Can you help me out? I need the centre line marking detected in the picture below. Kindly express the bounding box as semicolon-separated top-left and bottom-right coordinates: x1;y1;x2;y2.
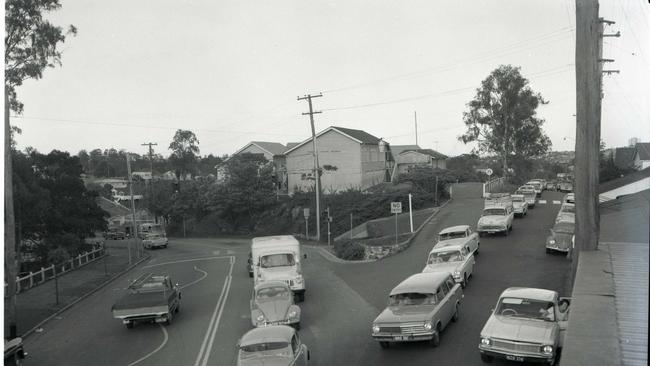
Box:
201;256;235;366
180;266;208;290
143;256;231;269
127;324;169;366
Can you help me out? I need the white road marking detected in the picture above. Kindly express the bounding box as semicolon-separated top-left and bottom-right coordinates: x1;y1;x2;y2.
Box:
127;324;169;366
180;266;208;290
553;200;561;205
212;250;221;255
538;200;547;204
194;256;235;366
143;256;231;269
226;250;235;255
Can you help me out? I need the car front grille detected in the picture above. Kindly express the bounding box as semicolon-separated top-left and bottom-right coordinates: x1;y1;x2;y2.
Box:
492;339;541;354
481;225;504;231
379;323;427;334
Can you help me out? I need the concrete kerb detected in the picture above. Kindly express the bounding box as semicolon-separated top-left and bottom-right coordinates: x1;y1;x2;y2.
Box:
21;253;151;339
310;199;452;264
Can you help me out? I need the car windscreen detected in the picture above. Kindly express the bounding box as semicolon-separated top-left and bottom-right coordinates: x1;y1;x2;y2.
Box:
495;297;555;321
439;231;465;240
512;197;524;202
388;292;436;306
428;251;462;264
256;286;291;299
483;208;505;216
260;254;295;268
239;341;290;354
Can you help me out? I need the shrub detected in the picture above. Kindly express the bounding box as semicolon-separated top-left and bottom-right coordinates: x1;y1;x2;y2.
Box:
333;240;365;260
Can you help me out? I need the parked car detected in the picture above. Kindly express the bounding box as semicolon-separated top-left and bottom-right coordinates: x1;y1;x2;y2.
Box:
558;181;573;192
526;181;543;197
111;273;181;329
545;221;575;254
104;230;126;240
545;181;557;191
517;188;537;208
423;244;475;288
555;203;575;224
477;206;514;236
250;281;301;329
143;234;168;249
371;272;463;348
434;225;480;255
562;193;575;204
511;194;528;217
4;337;26;366
236;325;310;366
247;252;253;278
478;287;570;365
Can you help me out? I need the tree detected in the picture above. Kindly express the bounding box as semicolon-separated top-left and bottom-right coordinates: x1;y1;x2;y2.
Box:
5;0;76;338
459;65;551;176
168;129;200;179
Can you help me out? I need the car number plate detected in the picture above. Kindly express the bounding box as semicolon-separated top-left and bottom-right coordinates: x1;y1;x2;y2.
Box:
393;335;410;341
488;231;496;233
505;355;525;362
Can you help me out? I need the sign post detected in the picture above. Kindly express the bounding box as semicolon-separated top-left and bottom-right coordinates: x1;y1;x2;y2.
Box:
391;202;402;245
303;208;310;239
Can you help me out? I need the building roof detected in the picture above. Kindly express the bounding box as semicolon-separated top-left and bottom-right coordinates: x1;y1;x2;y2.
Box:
95;196;130;217
614;147;636;169
239;325;295;346
635;142;650;160
390;145;421;157
389;272;449;295
285;142;300;150
284;126;383;155
439;225;470;234
500;287;558;302
230;141;287;159
599;167;650;194
401;148;448;160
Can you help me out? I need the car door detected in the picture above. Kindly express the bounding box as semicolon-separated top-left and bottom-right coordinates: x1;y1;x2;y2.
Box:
466;228;478;253
437;284;452;328
461;248;474;278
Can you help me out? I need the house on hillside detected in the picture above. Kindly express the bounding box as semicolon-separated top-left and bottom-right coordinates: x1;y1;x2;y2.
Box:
599;167;650;202
633;142;650;170
392;148;447;181
284;126;393;194
223;141;289;191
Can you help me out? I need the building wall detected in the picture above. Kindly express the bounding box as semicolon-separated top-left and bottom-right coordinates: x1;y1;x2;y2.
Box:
633;155;650;170
360;144;388;189
286;130;362;193
239;144;274;162
395;151;446;174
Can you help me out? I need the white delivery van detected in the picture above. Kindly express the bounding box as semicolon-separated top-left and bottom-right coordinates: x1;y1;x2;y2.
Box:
251;235;306;302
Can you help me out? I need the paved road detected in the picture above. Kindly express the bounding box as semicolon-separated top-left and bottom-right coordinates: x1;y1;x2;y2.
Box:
24;191;570;365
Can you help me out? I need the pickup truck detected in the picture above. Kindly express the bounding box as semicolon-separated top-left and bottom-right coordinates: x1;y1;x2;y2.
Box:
479;287;570;365
111;273;181;329
4;337;26;366
434;225;480;255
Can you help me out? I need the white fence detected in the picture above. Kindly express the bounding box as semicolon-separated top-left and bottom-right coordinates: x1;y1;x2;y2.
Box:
483;177;506;197
10;246;106;294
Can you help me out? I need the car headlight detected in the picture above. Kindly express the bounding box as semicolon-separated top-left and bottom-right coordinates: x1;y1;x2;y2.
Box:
453;270;461;278
372;324;380;334
542;345;553;354
256;314;265;323
423;321;433;331
481;337;491;346
295;276;303;284
549;239;556;244
288;310;298;319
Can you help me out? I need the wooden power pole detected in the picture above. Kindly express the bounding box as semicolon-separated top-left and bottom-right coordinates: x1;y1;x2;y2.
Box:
573;0;612;275
298;93;323;241
5;87;18;338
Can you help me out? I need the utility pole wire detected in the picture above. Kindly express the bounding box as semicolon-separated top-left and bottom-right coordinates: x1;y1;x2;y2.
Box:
298;93;323;241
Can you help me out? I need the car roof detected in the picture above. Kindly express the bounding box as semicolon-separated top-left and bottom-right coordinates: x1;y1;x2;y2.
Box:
239;325;295;346
439;225;469;234
511;194;524;198
389;272;448;295
430;243;465;253
553;221;575;232
254;280;291;291
252;235;299;244
500;287;558;302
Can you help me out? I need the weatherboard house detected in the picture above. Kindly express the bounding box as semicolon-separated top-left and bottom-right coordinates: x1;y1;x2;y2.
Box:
284;126;393;194
224;141;290;190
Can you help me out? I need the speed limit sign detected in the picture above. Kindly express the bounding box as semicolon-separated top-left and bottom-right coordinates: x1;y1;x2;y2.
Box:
485;168;493;176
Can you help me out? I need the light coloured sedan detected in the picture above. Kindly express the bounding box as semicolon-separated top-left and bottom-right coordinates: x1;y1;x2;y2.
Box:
546;221;575;253
423;244;475;288
236;325;310;366
143;234;168;249
250;281;301;329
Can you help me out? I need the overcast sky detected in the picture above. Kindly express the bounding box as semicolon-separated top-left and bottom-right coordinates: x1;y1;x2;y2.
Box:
11;0;650;158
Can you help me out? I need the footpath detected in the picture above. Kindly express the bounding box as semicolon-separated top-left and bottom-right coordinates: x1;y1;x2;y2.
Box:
4;241;148;338
562;190;649;366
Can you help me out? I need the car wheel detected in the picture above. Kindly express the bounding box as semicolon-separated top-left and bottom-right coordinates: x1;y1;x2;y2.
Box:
475;243;479;255
126;321;134;329
504;228;509;236
452;303;460;322
248;271;253;278
480;353;493;363
293;322;301;331
429;325;441;347
509;224;513;231
379;341;390;349
165;312;173;325
175;303;180;313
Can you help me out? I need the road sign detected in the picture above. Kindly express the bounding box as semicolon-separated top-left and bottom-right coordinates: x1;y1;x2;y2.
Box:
391;202;402;214
485;168;493;176
303;208;310;219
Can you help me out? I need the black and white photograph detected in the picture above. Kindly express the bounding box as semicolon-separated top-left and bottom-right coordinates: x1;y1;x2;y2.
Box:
3;1;649;365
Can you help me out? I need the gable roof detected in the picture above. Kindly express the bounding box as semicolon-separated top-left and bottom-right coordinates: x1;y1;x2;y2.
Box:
228;141;287;161
635;142;650;160
599;167;650;194
283;126;383;155
401;148;448;160
614;147;636;169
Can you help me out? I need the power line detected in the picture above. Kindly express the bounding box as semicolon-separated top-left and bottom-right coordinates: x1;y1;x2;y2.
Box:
618;0;650;67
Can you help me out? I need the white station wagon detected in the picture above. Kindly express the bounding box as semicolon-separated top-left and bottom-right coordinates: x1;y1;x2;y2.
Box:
423;244;475;288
